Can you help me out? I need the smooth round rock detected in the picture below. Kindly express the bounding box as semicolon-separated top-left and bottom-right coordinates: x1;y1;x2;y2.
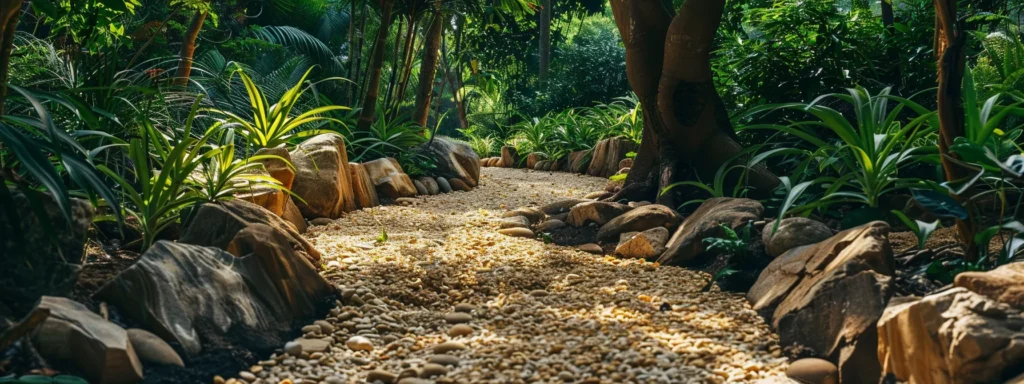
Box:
498;227;534;238
578;243;603;254
454;303;477;313
448;324;474;337
763;218;833;257
420;363;449;378
529;289;549;297
283;340;303;356
345;336;374;352
445;312;473;324
397;378;431;384
433;341;467;353
367;369;398;383
436;177;453;193
429;354;460;366
127;328;184;367
786;358;839;384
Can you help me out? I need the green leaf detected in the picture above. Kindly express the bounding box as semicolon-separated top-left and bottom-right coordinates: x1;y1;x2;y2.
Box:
910;189;968;219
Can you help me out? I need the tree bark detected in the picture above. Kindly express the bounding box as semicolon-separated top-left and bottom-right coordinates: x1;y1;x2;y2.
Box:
173;10;208;87
392;15;422;120
413;4;443;127
934;0;979;260
357;0;395;131
538;0;551;82
881;0;903;93
0;0;21;117
383;17;405;112
607;0;779;203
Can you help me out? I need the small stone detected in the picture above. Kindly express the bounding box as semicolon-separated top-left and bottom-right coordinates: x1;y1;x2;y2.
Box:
213;376;225;384
310;218;333;226
315;320;335;334
283;341;302;356
325;377;345;384
301;325;321;334
433;341;467;353
498;227;534;238
578;243;603;254
786;358;838;384
536;219;566;232
238;371;256;382
346;336;374;352
421;363;449;378
397;378;431;384
367;369;398;383
454;303;477;313
445;312;473;324
448;324;474;337
529;289;549;297
429;354;460;366
497;215;531;229
558;371;575;382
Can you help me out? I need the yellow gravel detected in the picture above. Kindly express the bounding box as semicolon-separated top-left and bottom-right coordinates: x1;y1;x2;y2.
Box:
234;168;788;384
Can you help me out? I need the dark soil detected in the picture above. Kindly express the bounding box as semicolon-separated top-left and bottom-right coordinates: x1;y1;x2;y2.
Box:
545;223;601;246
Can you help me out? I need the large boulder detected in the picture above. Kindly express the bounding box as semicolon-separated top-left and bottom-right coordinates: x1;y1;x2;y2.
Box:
29;297;143;383
1;188;93;317
254;146;294;190
363;158;417;199
282;199;307;234
566;201;631;227
587;136;637;178
501;146;520;168
349;162;381;209
954;262;1024;308
289;133;357;218
96;234;333;356
567;150;590;173
615;227;670;259
877;288;1024;384
747;221;895;384
180;199;321;263
418;138;481;187
656;198;763;266
762;218;833;258
596;204;682;241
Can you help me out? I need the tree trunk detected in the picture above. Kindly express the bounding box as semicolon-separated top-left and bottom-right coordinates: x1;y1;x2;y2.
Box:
392;16;421;120
348;0;357;104
357;0;395;131
538;0;551;82
607;0;779;203
173;10;208;87
383;17;405;112
413;5;443;127
934;0;979;260
0;0;21;117
881;0;903;93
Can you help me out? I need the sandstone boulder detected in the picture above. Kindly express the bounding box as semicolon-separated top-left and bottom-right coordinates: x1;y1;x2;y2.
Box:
418;138;481;187
349;162;381;209
281;199;308;234
289;133;357;218
597;204;682;241
762;218;833;257
615;227;670;259
954;262;1024;308
501;146;520;168
30;297;143;383
96;237;333;356
747;221;894;384
567;201;631;227
526;152;545;169
877;288;1024;384
587;136;637;178
127;328;184;367
363;158;418;199
180;199;320;263
1;188;93;316
656;198;763;266
567;150;590;173
254;146;294;190
417;176;440;195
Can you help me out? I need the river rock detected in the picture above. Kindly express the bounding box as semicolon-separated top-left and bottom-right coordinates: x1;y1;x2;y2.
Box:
448;324;474;337
596;204;682;241
762;218;833;257
656;198;763;266
413;179;428;195
526;152;545;169
615;227;670;259
95;237;333;356
954;262;1024;308
537;219;566;232
448;178;471;192
349;162;381;209
29;297;143;383
541;199;588;215
417;176;440;195
747;221;894;384
534;160;550;170
363;158;417;199
289;133;358;218
503;207;545;223
180;199;321;264
127;328;184;367
877;287;1024;384
786;358;838;384
436;177;452;193
567;201;631;227
587;136;637;178
1;188;93;316
346;336;374;352
497;215;531;229
417;137;481;187
498;227;534;238
578;244;603;254
501;146;520;168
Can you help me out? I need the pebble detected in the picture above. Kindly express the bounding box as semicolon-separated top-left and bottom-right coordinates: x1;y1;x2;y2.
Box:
529;289;550;297
300;325;320;334
428;354;460;366
420;363;449;378
433;341;467;353
447;324;474;337
237;372;255;382
454;303;477;313
578;243;603;254
366;370;398;383
397;378;431;384
444;312;473;324
345;336;374;352
497;227;534;238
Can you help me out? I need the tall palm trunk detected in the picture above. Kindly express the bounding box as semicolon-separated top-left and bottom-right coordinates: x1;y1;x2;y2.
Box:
357;0;395;131
413;5;443;127
391;15;419;119
173;10;208;87
0;0;21;117
383;17;405;111
538;0;551;82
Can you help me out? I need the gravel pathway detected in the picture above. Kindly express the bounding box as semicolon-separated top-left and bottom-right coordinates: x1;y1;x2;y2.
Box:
225;168;788;384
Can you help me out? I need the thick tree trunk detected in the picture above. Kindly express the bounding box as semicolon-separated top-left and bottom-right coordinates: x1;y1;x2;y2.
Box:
173;10;208;87
538;0;551;82
357;0;395;131
0;0;21;117
934;0;979;260
607;0;779;203
413;6;443;127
